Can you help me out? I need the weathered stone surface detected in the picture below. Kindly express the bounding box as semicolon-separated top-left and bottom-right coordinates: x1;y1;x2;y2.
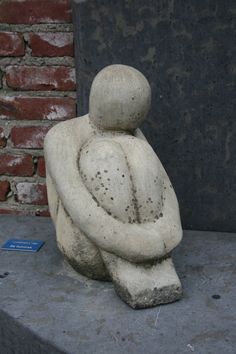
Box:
0;216;235;354
72;0;236;233
102;252;182;309
45;65;183;308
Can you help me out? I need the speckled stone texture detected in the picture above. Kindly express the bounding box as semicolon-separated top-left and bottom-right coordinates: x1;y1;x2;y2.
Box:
72;0;236;232
0;216;235;354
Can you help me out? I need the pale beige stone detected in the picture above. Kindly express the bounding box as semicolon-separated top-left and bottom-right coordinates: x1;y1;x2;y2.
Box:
44;64;183;308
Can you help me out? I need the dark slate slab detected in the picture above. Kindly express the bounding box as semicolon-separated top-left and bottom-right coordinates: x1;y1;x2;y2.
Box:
72;0;236;232
0;215;235;354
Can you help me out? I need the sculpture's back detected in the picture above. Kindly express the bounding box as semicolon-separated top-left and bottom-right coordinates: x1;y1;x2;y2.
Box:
45;65;183;308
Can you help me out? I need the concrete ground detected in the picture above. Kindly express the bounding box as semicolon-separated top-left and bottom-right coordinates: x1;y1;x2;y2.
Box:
0;215;235;354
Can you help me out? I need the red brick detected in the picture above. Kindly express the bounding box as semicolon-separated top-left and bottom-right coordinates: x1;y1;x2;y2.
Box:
0;32;25;56
0;0;72;24
37;157;46;177
0;208;27;215
0;180;10;201
0;207;50;216
6;66;76;91
0;96;76;120
0;127;7;148
11;126;51;149
0;154;34;176
16;182;48;205
29;32;73;57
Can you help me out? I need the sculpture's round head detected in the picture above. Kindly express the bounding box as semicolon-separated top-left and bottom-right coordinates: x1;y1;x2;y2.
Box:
89;64;151;131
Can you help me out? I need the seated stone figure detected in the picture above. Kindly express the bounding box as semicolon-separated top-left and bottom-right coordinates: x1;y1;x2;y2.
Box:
44;64;183;308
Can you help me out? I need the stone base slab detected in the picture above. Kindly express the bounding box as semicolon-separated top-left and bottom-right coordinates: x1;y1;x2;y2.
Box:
0;216;235;354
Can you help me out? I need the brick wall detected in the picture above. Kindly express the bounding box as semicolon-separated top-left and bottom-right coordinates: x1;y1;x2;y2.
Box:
0;0;76;216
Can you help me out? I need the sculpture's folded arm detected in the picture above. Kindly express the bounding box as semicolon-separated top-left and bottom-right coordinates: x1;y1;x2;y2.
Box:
44;116;182;263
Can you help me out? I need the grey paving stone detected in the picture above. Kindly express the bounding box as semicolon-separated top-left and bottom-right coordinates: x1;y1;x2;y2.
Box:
0;215;235;354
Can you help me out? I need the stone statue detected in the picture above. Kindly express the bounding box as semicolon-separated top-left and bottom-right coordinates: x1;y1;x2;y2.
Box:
44;64;183;309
